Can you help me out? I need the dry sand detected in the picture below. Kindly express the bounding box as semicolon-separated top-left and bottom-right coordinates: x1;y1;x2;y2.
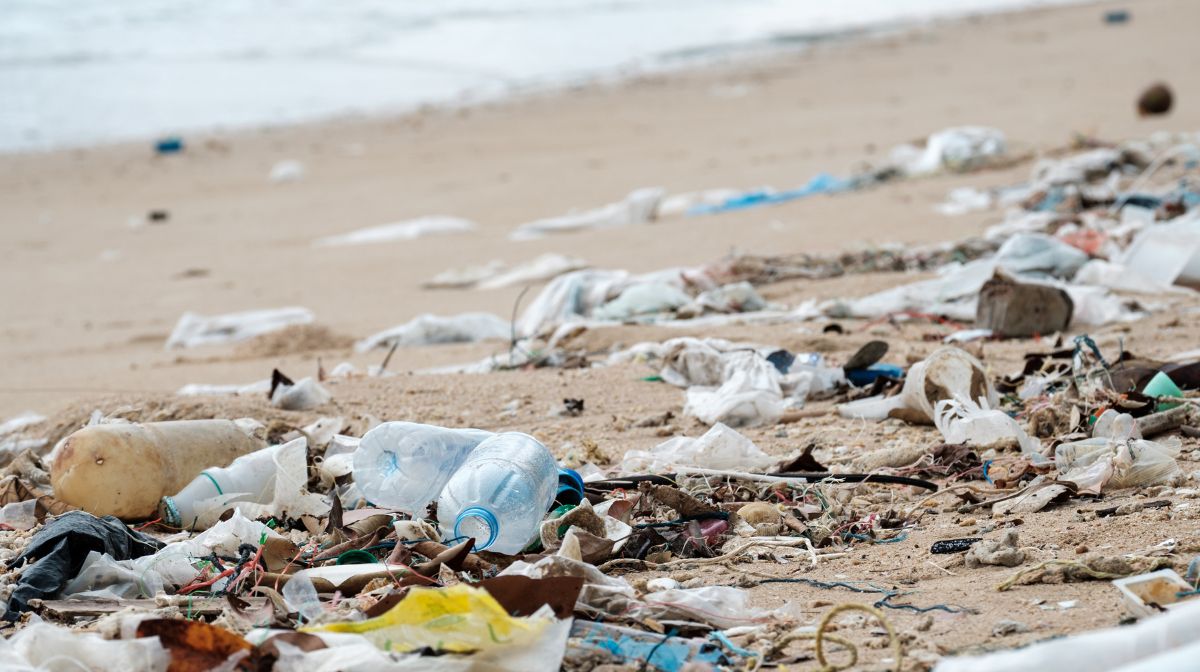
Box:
3;0;1200;667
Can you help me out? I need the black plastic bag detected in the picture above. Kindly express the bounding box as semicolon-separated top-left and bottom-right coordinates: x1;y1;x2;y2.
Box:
4;511;163;619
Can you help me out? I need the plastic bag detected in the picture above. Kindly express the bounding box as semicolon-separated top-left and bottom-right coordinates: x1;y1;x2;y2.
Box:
637;586;770;630
891;126;1006;175
314;216;476;247
61;549;165;601
166;307;313;349
356;312;510;351
682;350;784;427
509;188;663;240
593;282;691;321
620;422;776;473
0;622;169;671
839;347;996;424
934;398;1044;460
306;585;554;654
271;377;332;411
1056;413;1181;494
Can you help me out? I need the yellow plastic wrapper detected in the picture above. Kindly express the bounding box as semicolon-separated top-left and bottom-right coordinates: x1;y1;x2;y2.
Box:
304;584;550;653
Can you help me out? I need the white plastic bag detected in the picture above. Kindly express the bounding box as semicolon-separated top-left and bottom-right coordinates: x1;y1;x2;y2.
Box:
620;422;776;473
934;397;1043;459
357;313;510;351
683;352;784;427
1056;413;1181;494
166;307;313;349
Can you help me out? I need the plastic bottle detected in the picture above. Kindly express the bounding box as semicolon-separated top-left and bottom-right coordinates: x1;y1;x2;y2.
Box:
352;422;493;513
437;432;558;554
158;440;289;530
51;420;265;520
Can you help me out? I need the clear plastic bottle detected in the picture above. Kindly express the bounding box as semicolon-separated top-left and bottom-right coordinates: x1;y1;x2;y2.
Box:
352;421;493;513
159;441;285;529
437;432;558;554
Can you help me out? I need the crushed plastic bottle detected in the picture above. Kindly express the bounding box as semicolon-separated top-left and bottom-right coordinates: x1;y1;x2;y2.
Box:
353;422;493;513
158;437;326;530
437;433;558;554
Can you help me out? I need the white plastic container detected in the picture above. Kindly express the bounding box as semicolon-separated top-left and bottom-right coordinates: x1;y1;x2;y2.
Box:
352;421;493;513
437;433;558;554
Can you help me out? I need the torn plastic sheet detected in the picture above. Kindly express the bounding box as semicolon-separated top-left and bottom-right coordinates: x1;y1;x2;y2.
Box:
683;352;786;427
271;377;332;411
1056;413;1181;495
177;379;271;397
357;312;510;351
0;622;170;671
890;126;1006;175
510;188;663;240
934;398;1045;461
166;307;313;349
637;586;771;630
620;423;777;473
314;216;476;247
688;172;852;215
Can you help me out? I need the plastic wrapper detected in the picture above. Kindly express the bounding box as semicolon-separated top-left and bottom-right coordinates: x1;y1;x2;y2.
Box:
306;584;557;655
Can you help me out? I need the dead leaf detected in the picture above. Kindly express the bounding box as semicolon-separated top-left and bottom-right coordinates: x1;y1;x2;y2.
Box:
136;619;254;672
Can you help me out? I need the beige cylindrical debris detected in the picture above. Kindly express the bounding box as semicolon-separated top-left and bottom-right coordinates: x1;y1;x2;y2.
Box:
51;420;266;520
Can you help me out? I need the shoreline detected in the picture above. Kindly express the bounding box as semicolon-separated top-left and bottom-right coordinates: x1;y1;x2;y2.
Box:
1;0;1093;157
2;0;1195;418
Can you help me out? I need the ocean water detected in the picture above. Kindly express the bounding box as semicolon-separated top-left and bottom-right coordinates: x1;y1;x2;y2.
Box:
1;0;1086;153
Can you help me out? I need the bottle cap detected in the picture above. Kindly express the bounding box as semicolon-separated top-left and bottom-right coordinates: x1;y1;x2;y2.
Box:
555;468;585;507
159;496;182;528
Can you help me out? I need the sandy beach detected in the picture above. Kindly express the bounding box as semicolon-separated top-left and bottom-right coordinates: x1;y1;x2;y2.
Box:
3;0;1200;667
1;0;1196;416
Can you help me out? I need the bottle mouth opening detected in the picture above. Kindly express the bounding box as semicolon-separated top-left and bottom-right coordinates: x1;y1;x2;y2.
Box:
454;506;499;551
159;497;181;528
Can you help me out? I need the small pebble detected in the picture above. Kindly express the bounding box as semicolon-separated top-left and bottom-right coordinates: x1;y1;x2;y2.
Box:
1075;544;1089;554
959;517;977;527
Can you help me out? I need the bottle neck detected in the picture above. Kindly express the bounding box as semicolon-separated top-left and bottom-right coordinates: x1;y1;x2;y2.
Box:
454;506;499;551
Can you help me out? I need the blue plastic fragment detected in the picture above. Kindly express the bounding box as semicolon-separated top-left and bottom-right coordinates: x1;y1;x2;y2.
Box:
155;136;184;154
569;621;730;672
688;172;853;215
845;364;905;387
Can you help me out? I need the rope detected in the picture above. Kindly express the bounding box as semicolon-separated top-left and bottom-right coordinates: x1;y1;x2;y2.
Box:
776;603;902;671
